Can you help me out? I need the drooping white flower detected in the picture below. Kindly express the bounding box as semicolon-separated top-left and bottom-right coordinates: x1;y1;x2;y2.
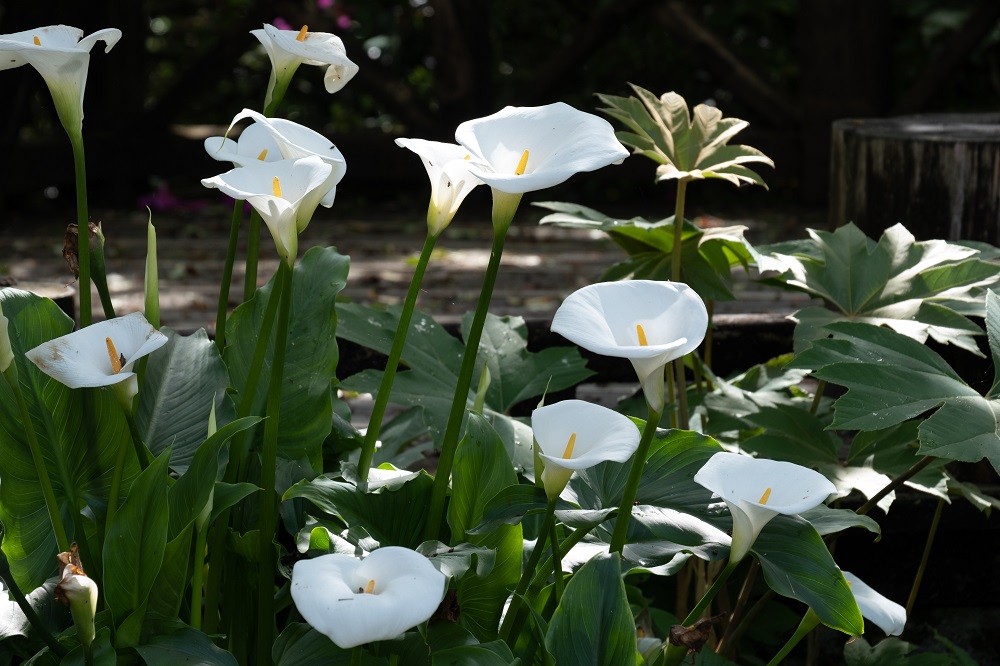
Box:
251;23;358;109
201;155;333;265
25;312;167;407
218;109;347;208
532;399;642;499
291;546;446;649
395;137;483;235
842;571;906;636
693;452;836;563
0;25;121;135
550;280;708;413
454;102;629;195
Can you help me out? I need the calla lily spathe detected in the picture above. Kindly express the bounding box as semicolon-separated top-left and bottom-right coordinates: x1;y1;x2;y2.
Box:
532;399;642;499
454;102;629;195
694;451;836;563
550;280;708;413
0;25;121;135
215;109;347;208
24;311;167;407
395;137;483;235
252;23;358;109
842;571;906;636
204;122;283;168
201;155;333;266
291;546;446;649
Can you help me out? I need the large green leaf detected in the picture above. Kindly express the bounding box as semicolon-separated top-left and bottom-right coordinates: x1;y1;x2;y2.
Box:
137;327;233;474
791;319;1000;473
752;514;864;636
272;622;387;666
0;289;136;591
135;616;238;665
597;85;772;187
102;448;171;628
760;223;1000;353
448;414;522;641
535;201;779;302
544;552;640;665
432;642;519;666
338;306;591;448
225;247;348;490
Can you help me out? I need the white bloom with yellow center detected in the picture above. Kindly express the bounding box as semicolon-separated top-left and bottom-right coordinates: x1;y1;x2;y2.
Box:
694;451;836;563
395;137;483;235
551;280;708;413
291;546;446;649
251;23;358;108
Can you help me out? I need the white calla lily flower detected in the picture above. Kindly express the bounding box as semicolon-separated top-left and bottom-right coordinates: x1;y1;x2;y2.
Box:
252;23;358;109
551;280;708;413
454;102;629;195
25;311;167;408
291;546;446;649
532;399;642;499
202;155;333;266
694;452;836;563
395;137;483;235
204;123;283;168
842;571;907;636
0;25;121;135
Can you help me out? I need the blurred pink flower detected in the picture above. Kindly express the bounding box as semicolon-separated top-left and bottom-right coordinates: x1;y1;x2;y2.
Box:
273;17;292;31
317;0;335;8
336;14;351;30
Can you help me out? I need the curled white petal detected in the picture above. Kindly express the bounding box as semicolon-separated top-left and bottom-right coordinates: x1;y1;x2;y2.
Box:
842;571;907;636
291;546;446;649
395;137;483;234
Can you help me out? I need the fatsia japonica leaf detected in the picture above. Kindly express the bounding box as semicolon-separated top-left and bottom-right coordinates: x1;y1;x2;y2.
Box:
791;317;1000;474
535;200;780;302
597;84;772;187
760;223;1000;354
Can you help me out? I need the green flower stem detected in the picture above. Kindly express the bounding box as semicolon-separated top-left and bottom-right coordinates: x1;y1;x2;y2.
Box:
670;178;689;283
499;497;557;642
88;231;116;321
662;559;740;666
529;515;604;594
608;402;662;554
766;609;820;666
243;211;262;303
549;516;564;605
3;365;70;552
809;379;826;415
350;645;363;666
357;232;440;485
673;359;689;429
190;522;209;630
215;202;244;352
856;456;935;516
203;273;283;633
0;552;67;657
123;411;150;470
424;192;520;542
256;260;294;666
263;76;294;118
907;496;945;614
106;437;129;538
69;132;91;327
715;559;760;655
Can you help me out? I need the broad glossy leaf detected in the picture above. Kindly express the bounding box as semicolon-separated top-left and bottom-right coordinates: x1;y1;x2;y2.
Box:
102;448;171;627
272;622;388;665
752;514;864;636
545;552;640;665
448;414;522;641
792;321;1000;473
432;642;518;666
135;617;238;665
760;223;1000;353
597;85;772;187
137;327;233;473
0;289;135;591
225;247;348;491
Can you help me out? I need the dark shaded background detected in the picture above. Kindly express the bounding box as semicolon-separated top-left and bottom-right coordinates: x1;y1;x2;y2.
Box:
1;0;998;222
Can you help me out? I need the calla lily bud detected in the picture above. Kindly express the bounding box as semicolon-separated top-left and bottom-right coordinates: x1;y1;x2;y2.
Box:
0;300;13;373
145;216;159;328
54;545;98;648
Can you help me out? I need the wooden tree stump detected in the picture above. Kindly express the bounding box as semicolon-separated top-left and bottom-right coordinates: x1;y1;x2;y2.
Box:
830;114;1000;243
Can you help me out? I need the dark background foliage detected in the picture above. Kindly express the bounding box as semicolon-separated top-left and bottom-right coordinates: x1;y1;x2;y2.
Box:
1;0;998;219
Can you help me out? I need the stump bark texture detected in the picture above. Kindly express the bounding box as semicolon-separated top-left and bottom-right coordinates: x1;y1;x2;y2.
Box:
830;115;1000;243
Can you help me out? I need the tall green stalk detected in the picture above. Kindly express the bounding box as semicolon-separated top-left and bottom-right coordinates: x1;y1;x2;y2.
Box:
256;261;293;666
69;132;91;327
215;203;243;352
670;178;690;429
765;609;820;666
608;402;662;554
662;559;739;666
423;191;521;541
907;497;944;614
243;212;262;303
499;497;557;641
357;232;440;485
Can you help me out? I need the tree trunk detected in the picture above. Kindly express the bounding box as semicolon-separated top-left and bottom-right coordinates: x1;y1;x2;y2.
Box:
830;114;1000;243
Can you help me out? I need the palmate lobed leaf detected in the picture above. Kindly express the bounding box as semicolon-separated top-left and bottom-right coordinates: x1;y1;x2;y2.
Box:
791;317;1000;474
761;223;1000;354
597;84;772;187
